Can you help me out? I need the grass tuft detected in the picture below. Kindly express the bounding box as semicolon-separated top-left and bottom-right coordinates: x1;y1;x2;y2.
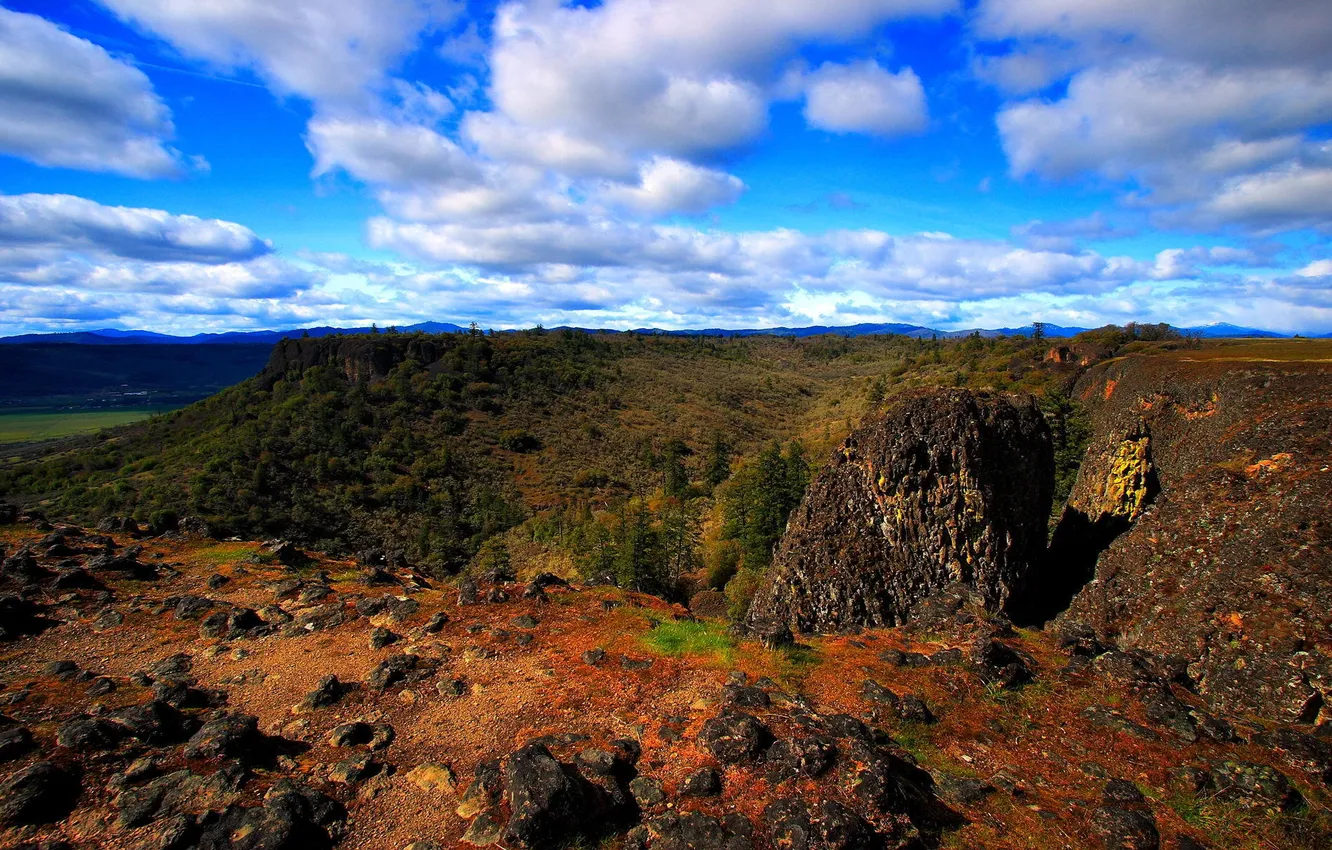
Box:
640;619;735;665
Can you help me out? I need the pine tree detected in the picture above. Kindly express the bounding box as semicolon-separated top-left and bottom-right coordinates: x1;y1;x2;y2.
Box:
705;432;732;488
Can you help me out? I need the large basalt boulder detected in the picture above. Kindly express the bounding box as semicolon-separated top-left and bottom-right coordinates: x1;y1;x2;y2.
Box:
747;389;1053;634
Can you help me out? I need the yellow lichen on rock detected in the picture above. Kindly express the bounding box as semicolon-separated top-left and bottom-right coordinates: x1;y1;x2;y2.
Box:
1073;432;1154;525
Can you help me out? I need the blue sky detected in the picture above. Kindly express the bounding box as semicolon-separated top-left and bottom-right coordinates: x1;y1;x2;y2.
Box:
1;0;1330;335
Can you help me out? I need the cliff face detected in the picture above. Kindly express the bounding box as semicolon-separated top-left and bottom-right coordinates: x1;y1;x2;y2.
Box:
1057;351;1332;724
746;389;1054;634
261;335;452;387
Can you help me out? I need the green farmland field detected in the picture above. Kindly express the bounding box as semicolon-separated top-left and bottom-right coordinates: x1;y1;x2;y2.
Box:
0;408;166;445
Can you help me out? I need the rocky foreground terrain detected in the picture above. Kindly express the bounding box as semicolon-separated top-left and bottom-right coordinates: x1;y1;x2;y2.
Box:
1;512;1329;850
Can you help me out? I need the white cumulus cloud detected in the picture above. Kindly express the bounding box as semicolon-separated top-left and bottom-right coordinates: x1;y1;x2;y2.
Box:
0;8;187;177
803;61;928;137
99;0;462;105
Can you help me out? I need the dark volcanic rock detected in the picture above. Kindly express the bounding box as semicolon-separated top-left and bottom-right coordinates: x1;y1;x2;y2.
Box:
0;724;34;762
680;767;722;797
970;638;1035;689
367;653;425;691
300;675;346;711
634;810;750;850
184;712;261;760
763;797;876;850
503;742;588;848
105;700;189;745
747;389;1053;633
1091;806;1160;850
699;713;770;764
0;594;46;640
0;761;80;826
56;715;122;751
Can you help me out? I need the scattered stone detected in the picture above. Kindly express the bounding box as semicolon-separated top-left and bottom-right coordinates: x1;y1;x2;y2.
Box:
173;596;214;620
582;648;606;666
330;753;379;785
368;653;423;691
258;605;293;625
371;626;400;649
85;676;117;697
752;619;794;649
329;722;394;750
438;678;467;698
56;715;122;751
763;797;875;850
105;700;188;745
764;734;837;783
679;768;722;797
463;812;504;846
0;725;34;762
422;612;449;633
634;810;750;850
408;763;457;794
299;675;346;712
620;655;653;672
1211;761;1303;810
92;609;124;631
457;578;480;606
629;776;666;808
1091;807;1159;850
114;766;245;828
971;638;1035;689
456;759;503;819
699;713;770;764
502;742;587;849
183;712;261;760
0;761;80;826
363;568;401;587
898;694;935;723
1252;727;1332;784
199;606;265;639
44;660;79;678
512;614;539;629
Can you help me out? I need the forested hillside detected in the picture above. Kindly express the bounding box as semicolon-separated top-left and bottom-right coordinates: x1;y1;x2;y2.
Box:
0;327;1110;594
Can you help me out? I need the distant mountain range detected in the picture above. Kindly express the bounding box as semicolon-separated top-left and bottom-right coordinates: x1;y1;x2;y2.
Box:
0;320;1319;345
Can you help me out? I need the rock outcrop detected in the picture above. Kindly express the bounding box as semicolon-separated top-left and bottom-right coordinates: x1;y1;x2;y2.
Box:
747;389;1054;634
1054;352;1332;724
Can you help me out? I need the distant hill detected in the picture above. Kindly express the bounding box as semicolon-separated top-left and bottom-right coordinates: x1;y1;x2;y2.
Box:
0;319;1308;345
0;321;468;345
0;343;272;408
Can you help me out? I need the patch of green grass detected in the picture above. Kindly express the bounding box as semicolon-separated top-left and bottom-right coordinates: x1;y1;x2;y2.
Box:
640;619;735;665
890;721;945;764
0;408;166;444
190;543;254;565
1166;793;1332;850
772;643;821;691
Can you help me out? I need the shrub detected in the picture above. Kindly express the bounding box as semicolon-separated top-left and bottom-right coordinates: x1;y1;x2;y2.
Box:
724;566;764;622
498;429;539;453
149;509;179;534
704;539;742;590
